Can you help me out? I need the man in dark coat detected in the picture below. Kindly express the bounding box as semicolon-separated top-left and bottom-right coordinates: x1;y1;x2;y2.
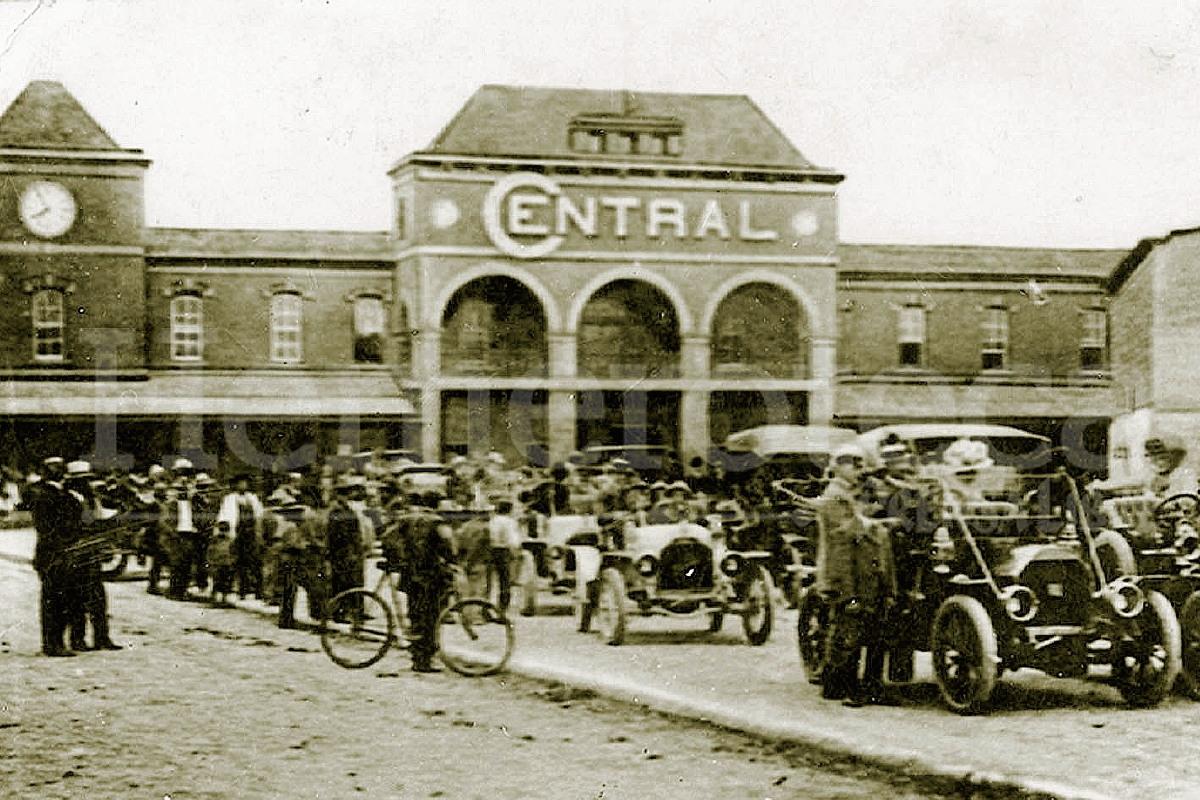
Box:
325;474;369;608
271;488;329;629
30;457;76;656
392;491;454;672
62;461;121;651
816;444;897;706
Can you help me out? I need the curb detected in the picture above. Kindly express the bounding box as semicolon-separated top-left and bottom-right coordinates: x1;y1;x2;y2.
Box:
506;657;1116;800
1;551;1117;800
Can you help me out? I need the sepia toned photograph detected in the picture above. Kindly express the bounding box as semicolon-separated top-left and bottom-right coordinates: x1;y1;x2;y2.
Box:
1;2;1198;798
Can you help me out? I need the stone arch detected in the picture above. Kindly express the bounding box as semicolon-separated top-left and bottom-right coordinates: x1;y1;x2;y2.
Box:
566;266;694;336
439;272;550;378
700;271;822;337
429;262;562;332
574;275;684;381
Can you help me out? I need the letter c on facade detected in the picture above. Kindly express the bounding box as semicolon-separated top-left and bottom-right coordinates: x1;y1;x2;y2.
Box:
482;172;565;259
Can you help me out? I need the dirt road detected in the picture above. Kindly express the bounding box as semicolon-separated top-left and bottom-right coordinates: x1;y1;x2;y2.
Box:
0;559;975;800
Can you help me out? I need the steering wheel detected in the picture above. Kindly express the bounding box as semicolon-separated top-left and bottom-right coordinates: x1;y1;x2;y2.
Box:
1154;493;1200;533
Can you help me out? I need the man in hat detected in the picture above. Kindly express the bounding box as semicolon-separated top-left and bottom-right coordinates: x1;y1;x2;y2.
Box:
62;460;122;651
487;498;522;613
816;443;898;706
391;491;455;672
218;473;265;599
158;458;206;600
940;438;994;509
30;456;77;656
271;487;329;629
325;474;371;614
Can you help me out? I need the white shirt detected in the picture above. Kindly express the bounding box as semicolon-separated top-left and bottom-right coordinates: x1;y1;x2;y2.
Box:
488;513;522;549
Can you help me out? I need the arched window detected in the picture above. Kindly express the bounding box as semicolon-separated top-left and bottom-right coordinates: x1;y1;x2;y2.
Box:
270;292;303;363
31;289;64;363
170;294;204;361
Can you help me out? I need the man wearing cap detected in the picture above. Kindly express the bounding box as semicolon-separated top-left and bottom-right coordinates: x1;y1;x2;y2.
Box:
159;459;204;600
816;443;898;706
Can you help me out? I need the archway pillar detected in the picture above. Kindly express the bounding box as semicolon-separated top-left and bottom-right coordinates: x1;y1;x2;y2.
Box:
680;334;711;464
547;390;577;467
809;336;837;425
548;332;575;378
416;329;442;462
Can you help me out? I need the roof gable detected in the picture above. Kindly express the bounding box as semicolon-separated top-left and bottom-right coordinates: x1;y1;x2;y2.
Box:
423;85;820;170
0;81;120;150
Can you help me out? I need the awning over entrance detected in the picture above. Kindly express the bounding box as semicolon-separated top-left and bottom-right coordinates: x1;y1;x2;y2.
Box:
0;370;415;417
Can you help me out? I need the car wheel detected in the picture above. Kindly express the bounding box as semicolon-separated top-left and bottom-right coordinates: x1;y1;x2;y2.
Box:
1113;589;1182;708
1179;591;1200;699
931;595;999;715
1093;529;1137;582
595;567;626;646
797;587;827;685
740;564;774;646
707;611;724;633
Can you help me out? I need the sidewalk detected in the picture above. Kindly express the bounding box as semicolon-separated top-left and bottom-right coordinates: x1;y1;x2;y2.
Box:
0;528;1117;800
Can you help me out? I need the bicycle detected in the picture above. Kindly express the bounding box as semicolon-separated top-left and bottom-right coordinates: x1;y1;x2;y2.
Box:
319;559;514;676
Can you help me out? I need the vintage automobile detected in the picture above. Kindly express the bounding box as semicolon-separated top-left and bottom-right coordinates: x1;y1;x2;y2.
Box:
1091;489;1200;697
721;424;858;607
514;511;600;617
799;427;1182;714
573;518;774;646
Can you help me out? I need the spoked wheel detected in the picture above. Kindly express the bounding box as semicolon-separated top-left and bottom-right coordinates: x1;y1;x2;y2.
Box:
99;551;129;581
595;567;627;646
436;599;513;677
320;589;395;670
1113;589;1181;707
1093;529;1137;582
797;587;828;685
740;565;774;646
1179;592;1200;699
931;595;999;715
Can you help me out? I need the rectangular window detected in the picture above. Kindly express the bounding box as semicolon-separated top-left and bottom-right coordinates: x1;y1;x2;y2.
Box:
270;293;302;363
981;305;1008;370
898;305;925;366
353;296;385;364
32;289;64;363
170;295;204;361
1080;308;1107;370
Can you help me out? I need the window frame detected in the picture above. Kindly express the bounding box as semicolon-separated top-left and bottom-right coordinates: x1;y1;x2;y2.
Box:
1080;307;1107;370
270;291;303;364
352;294;385;364
897;304;926;367
169;293;204;362
31;288;65;363
981;304;1009;370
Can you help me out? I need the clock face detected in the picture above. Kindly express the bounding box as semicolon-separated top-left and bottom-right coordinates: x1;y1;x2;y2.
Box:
19;180;77;238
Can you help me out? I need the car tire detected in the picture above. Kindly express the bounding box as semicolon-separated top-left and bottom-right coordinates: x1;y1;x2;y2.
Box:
931;595;998;715
1114;589;1181;708
1179;591;1200;699
797;586;827;685
595;567;626;646
741;564;774;646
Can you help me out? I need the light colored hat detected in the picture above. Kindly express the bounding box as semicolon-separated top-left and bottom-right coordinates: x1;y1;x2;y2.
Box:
195;472;216;486
667;480;692;495
43;456;64;466
336;473;368;491
172;457;195;472
267;486;299;507
65;460;92;478
943;438;994;473
148;464;167;479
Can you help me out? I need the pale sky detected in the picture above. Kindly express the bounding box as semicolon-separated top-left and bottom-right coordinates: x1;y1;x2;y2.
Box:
2;0;1199;250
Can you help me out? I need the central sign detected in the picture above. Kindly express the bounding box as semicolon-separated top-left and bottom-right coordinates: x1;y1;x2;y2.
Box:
481;172;781;259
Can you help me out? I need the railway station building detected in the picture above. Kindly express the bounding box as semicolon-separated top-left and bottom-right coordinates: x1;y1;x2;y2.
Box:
0;80;1156;478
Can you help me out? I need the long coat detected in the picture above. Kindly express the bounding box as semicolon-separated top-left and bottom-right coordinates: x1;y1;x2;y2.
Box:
815;476;897;609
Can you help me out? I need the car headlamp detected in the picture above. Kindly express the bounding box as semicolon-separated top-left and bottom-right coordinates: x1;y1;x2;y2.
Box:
720;553;743;577
637;555;657;577
1102;577;1145;619
999;584;1038;623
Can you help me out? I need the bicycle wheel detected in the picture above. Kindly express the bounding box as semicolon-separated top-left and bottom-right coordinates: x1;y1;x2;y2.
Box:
320;589;394;669
436;598;514;677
